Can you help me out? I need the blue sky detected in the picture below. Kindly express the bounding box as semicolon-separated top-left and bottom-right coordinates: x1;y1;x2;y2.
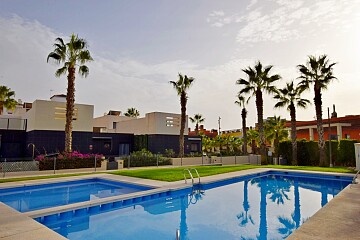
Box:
1;0;360;130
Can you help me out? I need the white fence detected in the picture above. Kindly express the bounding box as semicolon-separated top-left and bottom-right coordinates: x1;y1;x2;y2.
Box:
171;155;261;166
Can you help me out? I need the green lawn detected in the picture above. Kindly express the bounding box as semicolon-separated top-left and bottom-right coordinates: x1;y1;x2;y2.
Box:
0;172;100;184
0;165;355;184
110;164;355;182
110;165;261;182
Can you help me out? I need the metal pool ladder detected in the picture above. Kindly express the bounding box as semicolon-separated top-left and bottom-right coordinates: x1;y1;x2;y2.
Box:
175;229;180;240
352;169;360;184
183;168;200;184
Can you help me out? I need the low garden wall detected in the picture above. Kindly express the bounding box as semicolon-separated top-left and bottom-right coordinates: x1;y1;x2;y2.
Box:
171;154;261;166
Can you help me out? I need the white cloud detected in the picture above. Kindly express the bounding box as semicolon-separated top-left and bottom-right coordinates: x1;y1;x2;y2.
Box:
209;10;225;17
246;0;258;10
207;0;360;44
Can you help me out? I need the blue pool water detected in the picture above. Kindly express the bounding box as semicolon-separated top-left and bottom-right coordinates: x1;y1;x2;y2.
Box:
0;178;153;212
37;171;351;240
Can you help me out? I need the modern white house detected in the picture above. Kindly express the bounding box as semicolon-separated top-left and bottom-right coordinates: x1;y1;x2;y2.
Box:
0;95;200;159
93;111;188;135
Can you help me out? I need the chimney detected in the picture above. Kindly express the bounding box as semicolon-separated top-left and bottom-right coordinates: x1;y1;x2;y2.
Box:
331;104;337;118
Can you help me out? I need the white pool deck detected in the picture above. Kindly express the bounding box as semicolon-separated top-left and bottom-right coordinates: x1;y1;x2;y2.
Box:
0;168;358;240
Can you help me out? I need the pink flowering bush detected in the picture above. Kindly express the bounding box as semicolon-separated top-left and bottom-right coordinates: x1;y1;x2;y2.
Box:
35;151;104;170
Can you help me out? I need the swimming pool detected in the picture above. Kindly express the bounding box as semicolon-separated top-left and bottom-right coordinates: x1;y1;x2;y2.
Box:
0;178;153;212
36;171;352;240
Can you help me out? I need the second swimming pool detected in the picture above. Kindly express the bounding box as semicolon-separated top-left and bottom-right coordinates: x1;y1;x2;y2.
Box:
0;177;153;212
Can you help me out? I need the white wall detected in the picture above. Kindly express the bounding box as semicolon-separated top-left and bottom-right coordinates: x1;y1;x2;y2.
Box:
114;112;188;135
24;100;94;132
93;115;131;132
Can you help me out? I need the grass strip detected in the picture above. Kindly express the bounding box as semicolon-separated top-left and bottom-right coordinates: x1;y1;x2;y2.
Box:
0;165;355;184
110;164;355;182
0;172;101;184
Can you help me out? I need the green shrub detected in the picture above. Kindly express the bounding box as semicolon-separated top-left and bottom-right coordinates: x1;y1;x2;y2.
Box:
278;140;292;163
123;149;171;167
325;140;338;166
297;139;310;166
164;149;175;158
306;141;319;166
338;139;358;166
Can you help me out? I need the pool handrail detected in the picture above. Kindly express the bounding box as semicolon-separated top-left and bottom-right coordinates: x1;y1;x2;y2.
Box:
183;168;200;184
176;229;180;240
352;169;360;184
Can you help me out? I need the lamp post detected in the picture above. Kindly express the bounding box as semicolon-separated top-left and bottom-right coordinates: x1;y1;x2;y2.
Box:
328;107;333;167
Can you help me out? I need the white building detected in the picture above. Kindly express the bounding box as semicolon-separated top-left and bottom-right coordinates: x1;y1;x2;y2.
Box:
93;111;188;135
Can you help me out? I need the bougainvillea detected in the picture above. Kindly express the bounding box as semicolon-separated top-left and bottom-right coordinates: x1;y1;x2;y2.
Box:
35;151;104;170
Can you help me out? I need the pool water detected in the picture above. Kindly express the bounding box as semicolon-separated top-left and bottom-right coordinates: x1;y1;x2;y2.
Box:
0;178;153;212
38;172;351;240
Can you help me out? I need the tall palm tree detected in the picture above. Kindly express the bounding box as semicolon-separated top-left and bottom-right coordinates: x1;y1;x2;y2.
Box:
237;180;254;227
274;81;310;165
189;113;205;135
277;178;301;238
246;128;259;154
124;107;140;118
235;94;248;154
297;55;336;166
0;86;17;115
170;73;195;158
264;116;288;160
237;61;281;164
47;34;93;153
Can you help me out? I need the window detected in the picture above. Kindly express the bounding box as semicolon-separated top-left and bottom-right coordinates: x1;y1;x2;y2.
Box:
190;143;198;152
165;116;179;127
112;122;117;129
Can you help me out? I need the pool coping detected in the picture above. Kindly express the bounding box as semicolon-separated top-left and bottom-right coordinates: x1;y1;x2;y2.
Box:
0;168;357;239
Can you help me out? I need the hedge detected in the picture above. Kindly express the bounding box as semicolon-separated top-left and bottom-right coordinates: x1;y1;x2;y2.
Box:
122;149;171;168
278;139;358;167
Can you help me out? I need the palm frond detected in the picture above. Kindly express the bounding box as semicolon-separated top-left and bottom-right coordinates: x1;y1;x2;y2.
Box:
55;66;68;77
78;65;89;77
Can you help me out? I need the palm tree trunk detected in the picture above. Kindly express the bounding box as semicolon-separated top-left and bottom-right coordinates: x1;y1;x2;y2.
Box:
242;108;247;154
195;123;199;135
314;86;326;166
65;67;76;153
259;178;268;239
256;89;266;164
290;104;297;165
294;179;300;229
179;92;187;158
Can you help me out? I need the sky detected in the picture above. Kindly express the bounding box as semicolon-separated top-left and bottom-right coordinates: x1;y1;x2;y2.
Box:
1;0;360;131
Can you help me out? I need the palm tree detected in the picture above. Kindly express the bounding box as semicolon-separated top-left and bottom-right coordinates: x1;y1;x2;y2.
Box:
124;107;140;118
297;55;336;166
277;178;301;238
201;134;215;155
169;73;195;158
237;180;254;227
189;113;205;135
47;34;93;153
274;81;310;165
237;61;281;164
0;86;17;115
264;116;288;161
246;129;259;154
235;94;248;154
